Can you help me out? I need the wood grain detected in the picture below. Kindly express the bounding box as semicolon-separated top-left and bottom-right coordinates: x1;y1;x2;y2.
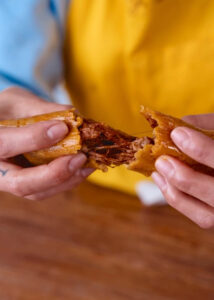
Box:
0;182;213;300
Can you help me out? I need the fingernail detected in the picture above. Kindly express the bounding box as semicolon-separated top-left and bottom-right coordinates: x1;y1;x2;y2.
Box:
155;157;174;177
69;153;87;173
47;122;68;141
152;172;167;191
81;168;95;177
171;128;189;149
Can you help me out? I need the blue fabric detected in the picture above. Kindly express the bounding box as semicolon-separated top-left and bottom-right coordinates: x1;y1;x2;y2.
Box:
0;0;70;101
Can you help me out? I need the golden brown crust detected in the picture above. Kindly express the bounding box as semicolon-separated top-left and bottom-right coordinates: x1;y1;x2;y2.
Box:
128;106;214;176
0;109;83;165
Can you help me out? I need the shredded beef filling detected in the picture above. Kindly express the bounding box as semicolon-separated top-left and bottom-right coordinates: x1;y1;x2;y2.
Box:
146;116;158;128
79;119;154;166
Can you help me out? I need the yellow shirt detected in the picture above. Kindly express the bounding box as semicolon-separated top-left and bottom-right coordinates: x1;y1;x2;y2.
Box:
64;0;214;194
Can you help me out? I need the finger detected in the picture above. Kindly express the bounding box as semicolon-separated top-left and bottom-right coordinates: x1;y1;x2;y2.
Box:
0;160;21;177
0;87;73;119
183;114;214;130
155;156;214;207
171;127;214;168
26;168;94;200
0;120;68;158
152;172;214;229
1;154;87;197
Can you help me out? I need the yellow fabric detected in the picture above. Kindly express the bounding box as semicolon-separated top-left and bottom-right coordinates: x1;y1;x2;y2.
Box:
64;0;214;194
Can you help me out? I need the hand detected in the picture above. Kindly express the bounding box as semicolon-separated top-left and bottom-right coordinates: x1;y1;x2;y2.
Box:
0;87;94;200
152;113;214;229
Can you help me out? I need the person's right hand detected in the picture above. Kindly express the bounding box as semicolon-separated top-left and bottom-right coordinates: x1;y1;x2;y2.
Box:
0;87;94;200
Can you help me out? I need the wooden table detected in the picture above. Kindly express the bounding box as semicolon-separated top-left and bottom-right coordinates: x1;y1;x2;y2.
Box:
0;182;213;300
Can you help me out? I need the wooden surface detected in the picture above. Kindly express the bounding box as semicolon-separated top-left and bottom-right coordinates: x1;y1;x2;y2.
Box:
0;182;213;300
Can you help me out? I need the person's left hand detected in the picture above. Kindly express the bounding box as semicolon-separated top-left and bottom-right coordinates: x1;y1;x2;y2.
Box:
152;113;214;229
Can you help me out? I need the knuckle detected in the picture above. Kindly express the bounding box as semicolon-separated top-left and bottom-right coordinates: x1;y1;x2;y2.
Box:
196;213;214;229
75;169;85;181
1;87;25;100
193;144;207;161
30;128;47;149
9;87;22;94
197;185;214;204
0;138;10;158
52;168;70;185
7;87;21;93
166;193;178;207
1;87;20;95
68;164;76;175
175;172;192;193
165;188;178;207
10;180;26;197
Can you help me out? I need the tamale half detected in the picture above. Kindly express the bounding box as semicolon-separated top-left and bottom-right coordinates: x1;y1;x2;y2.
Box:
128;107;214;176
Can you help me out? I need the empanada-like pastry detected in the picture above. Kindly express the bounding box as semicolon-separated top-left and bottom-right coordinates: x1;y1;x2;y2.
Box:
0;107;214;176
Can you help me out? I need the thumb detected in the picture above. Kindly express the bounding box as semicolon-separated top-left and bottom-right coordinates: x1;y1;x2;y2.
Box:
0;121;68;159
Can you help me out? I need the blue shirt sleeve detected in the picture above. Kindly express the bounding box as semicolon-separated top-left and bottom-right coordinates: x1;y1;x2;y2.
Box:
0;0;70;101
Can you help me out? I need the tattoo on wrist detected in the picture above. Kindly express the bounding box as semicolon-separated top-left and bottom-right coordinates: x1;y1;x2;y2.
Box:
0;169;8;176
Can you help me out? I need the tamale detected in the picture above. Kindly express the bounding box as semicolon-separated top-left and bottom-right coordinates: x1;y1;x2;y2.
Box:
0;107;213;176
